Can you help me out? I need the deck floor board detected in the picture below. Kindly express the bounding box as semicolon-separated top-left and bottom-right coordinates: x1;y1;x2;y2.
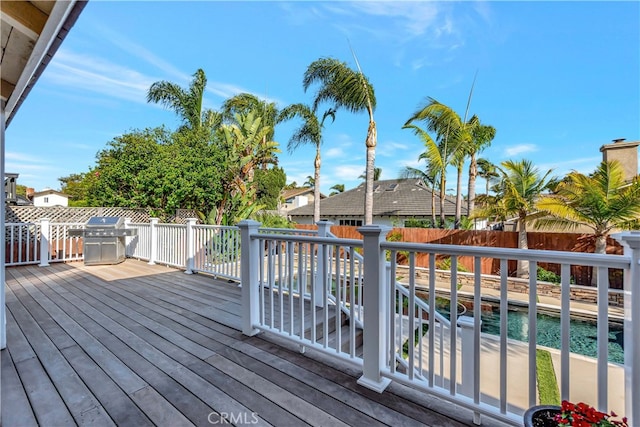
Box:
1;260;483;427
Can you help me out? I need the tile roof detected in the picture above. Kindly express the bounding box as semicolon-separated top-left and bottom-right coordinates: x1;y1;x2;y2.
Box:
288;179;466;218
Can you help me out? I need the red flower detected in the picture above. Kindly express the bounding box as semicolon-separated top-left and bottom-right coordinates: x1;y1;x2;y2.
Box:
555;400;628;427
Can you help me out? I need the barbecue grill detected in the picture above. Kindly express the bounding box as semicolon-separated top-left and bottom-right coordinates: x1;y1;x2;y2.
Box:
70;216;136;265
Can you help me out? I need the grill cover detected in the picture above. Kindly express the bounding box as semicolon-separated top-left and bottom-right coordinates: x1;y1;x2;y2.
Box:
80;216;134;265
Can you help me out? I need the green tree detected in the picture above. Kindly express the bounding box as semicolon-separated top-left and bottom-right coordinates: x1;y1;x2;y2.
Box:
467;121;496;214
303;57;377;224
474;159;554;277
329;184;345;196
359;167;382;181
222;93;280;169
216;112;280;225
278;103;335;223
254;166;287;210
535;161;640;255
401;163;439;228
59;173;92;206
87;127;224;219
402;122;457;228
405;97;479;229
87;128;169;211
16;184;27;197
147;69;220;132
477;158;499;196
303;176;315;188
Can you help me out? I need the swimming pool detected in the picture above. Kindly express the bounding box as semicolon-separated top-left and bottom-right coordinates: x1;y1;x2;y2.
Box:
431;295;624;364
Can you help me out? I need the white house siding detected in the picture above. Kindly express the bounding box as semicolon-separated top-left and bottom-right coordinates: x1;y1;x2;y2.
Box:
33;193;68;207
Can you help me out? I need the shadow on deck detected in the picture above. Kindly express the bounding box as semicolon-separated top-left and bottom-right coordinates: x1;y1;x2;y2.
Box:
1;259;506;426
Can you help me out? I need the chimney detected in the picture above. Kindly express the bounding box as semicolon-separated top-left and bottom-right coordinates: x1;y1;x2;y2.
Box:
600;137;640;182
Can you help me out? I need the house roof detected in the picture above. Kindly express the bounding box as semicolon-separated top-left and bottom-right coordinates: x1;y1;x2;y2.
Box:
288;178;465;218
1;0;87;126
281;187;327;200
33;189;70;198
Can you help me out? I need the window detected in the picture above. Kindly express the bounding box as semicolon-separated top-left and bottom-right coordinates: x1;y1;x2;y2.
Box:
44;197;49;203
386;183;398;191
339;219;363;226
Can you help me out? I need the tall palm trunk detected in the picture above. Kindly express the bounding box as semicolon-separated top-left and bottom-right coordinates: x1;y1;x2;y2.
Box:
364;119;377;225
455;163;463;229
431;183;437;227
313;144;321;224
468;152;478;213
517;212;529;278
439;174;446;228
591;233;608;285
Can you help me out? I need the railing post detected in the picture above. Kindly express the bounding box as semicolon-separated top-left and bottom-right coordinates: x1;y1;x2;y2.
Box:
148;218;158;265
458;316;482;425
316;221;333;307
239;220;261;336
38;218;50;267
613;231;640;426
184;218;197;274
123;218;132;257
357;224;392;392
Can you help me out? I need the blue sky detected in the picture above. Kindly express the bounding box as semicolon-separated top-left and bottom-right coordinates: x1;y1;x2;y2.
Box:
6;1;639;197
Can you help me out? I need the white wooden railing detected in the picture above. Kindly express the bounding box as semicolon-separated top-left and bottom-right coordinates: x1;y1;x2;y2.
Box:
239;221;640;427
5;217;639;425
5;219;84;266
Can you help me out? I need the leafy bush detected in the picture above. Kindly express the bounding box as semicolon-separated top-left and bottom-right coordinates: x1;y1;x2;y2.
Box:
253;212;295;229
537;266;561;284
436;257;469;272
404;218;433;228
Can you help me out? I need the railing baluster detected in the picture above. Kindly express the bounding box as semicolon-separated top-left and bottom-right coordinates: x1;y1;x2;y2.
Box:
560;263;571;401
499;258;508;414
597;265;609;411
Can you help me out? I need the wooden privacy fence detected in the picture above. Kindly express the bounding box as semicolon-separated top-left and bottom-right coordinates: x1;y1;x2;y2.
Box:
296;224;624;288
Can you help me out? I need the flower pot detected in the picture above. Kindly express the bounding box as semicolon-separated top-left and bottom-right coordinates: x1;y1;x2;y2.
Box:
523;405;561;427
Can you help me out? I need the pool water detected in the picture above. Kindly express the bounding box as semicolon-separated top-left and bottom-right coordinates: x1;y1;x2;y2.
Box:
480;306;624;364
434;297;624;364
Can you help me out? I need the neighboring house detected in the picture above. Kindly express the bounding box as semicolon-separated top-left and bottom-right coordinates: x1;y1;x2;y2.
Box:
33;189;70;207
278;187;326;216
288;178;466;227
599;138;639;182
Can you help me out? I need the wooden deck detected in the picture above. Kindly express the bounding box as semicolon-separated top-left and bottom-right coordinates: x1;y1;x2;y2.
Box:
1;259;496;426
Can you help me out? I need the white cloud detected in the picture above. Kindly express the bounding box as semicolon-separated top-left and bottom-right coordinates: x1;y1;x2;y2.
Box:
45;50;154;104
504;144;538;157
325;147;345;158
6;152;47;163
332;164;364;181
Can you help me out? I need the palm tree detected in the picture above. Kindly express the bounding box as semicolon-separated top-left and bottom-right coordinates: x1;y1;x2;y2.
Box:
222;93;280;170
303;57;377;224
303;176;315;188
535;161;640;255
477;158;499;196
401;163;439;227
467;122;496;213
147;69;220;132
216;111;280;225
278;103;335;223
329;184;345;196
403;120;458;228
405;98;476;228
359;167;382;181
474;159;554;277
